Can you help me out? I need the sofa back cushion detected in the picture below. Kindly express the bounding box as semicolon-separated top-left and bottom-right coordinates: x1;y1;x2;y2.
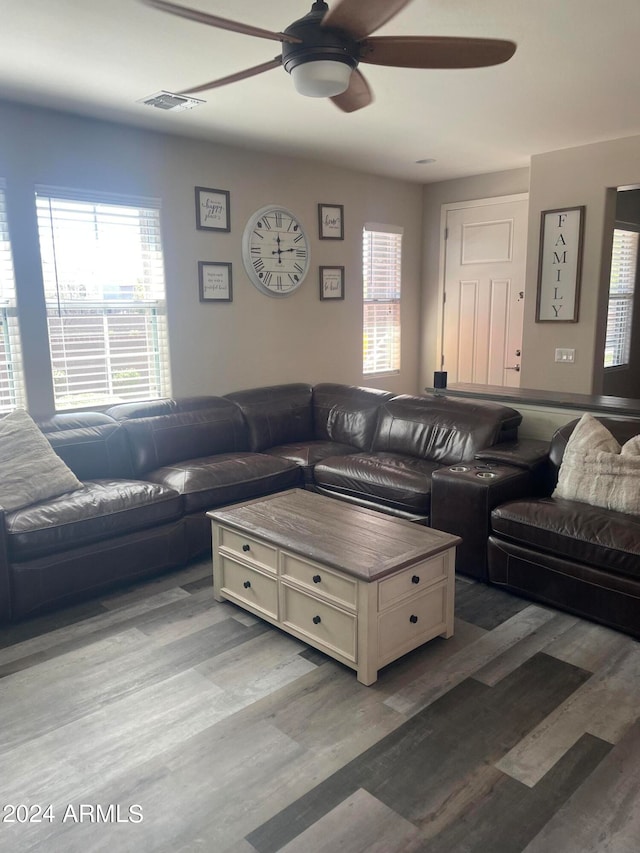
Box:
37;411;133;480
312;383;394;450
225;384;313;452
371;395;520;463
107;396;248;475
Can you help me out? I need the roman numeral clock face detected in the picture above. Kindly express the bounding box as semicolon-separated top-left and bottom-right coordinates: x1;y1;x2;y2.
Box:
241;206;310;297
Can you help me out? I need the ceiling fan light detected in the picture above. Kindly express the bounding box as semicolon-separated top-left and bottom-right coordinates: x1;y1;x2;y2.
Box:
290;60;352;98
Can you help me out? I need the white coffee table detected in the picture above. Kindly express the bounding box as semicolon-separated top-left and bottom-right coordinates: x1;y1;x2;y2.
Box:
208;489;460;685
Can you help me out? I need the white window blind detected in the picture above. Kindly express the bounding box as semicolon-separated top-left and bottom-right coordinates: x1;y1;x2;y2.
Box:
36;189;171;410
604;226;639;368
363;225;402;375
0;184;25;412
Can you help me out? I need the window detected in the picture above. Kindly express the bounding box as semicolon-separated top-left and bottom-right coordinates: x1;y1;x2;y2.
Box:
604;226;639;368
0;183;25;411
36;189;171;410
362;224;402;375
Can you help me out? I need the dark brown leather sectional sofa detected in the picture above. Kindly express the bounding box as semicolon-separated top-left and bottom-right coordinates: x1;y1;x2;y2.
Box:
0;382;521;622
487;416;640;640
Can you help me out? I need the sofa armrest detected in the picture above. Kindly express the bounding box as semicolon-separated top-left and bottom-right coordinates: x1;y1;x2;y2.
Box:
431;463;533;581
0;509;12;622
475;438;550;470
475;438;551;495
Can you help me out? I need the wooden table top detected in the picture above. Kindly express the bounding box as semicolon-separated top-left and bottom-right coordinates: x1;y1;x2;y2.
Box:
207;489;460;582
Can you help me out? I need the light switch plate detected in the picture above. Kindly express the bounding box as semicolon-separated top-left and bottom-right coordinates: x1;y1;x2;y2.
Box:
555;348;575;363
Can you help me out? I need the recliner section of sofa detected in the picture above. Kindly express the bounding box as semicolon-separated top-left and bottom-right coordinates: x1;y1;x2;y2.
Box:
2;412;187;622
0;383;523;622
313;393;523;522
487;416;640;639
105;395;303;560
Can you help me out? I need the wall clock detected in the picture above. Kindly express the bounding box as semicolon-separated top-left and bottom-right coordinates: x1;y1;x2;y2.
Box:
242;205;310;297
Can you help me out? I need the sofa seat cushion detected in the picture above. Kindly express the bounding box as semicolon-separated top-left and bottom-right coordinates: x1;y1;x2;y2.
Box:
265;441;357;483
6;480;183;561
313;452;442;513
144;452;302;513
491;497;640;580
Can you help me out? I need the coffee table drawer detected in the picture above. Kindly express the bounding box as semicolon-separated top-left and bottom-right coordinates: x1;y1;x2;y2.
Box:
281;584;356;661
281;552;357;610
378;584;446;664
378;554;446;610
219;555;278;619
218;526;277;573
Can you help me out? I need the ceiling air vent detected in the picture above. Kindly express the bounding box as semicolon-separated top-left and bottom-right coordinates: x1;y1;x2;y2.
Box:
137;91;205;111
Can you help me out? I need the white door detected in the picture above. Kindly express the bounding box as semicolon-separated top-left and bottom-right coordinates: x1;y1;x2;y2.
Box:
441;195;528;388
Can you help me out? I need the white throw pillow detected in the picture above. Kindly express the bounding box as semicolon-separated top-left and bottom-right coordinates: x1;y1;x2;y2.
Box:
553;412;640;515
0;409;82;511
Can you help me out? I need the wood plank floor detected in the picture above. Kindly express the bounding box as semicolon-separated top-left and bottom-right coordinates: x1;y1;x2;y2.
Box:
0;560;638;852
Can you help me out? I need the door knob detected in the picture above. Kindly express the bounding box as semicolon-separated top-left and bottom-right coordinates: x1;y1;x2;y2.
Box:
505;364;521;372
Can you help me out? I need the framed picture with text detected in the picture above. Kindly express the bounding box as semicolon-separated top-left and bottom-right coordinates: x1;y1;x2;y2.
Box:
195;186;231;232
318;203;344;240
535;206;585;322
198;261;233;302
319;266;345;300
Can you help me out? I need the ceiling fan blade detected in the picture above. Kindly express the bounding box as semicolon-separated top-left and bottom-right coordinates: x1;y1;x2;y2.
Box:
330;69;373;113
360;36;517;68
142;0;301;44
178;56;283;95
322;0;412;40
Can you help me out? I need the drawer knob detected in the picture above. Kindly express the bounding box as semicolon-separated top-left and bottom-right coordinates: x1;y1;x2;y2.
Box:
312;574;322;584
411;575;420;584
409;614;418;624
242;544;251;552
312;615;322;625
243;580;251;589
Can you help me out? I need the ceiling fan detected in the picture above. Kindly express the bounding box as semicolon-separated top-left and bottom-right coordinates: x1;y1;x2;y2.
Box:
142;0;516;113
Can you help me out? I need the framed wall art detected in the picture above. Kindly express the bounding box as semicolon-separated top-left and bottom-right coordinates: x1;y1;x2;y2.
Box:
318;203;344;240
535;205;585;322
195;186;231;232
198;261;233;302
319;266;345;300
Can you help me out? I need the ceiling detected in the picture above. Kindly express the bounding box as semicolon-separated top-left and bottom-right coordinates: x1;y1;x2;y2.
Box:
1;0;639;183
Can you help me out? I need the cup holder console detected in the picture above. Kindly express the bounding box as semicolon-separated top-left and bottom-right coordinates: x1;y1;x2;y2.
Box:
448;465;499;478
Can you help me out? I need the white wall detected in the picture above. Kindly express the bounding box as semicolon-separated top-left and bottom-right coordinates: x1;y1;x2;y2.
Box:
0;101;424;415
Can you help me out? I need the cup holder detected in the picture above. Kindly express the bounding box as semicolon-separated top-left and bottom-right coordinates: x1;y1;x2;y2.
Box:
449;465;470;472
476;471;497;479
